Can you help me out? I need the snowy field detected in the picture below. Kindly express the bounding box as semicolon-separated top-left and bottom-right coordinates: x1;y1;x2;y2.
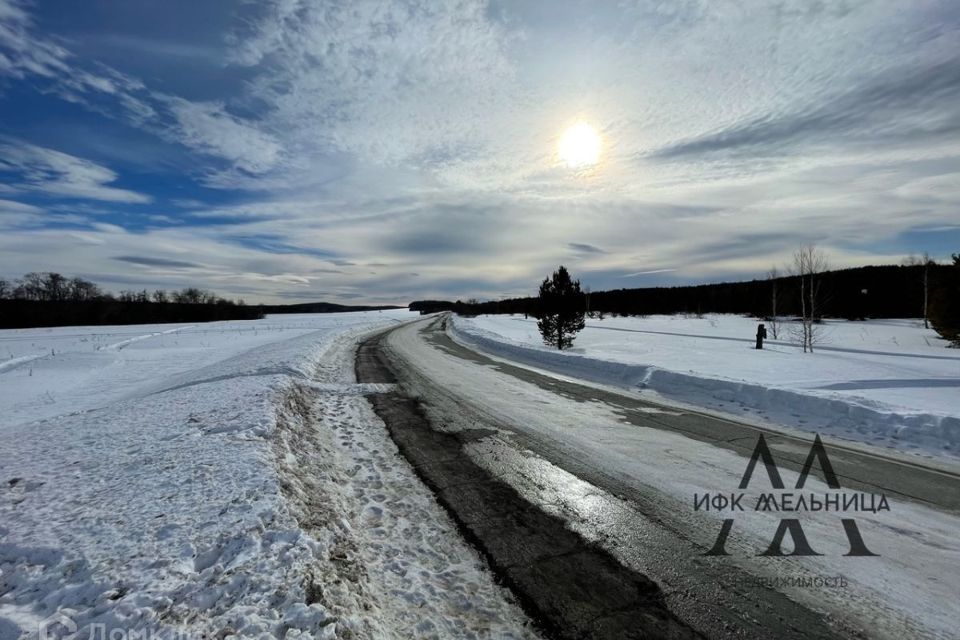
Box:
451;314;960;460
0;312;537;639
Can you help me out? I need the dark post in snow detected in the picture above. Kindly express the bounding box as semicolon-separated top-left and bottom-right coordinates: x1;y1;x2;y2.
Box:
756;323;767;350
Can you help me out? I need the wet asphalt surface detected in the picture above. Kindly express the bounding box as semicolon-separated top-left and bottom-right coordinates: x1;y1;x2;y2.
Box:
356;316;960;639
359;338;699;639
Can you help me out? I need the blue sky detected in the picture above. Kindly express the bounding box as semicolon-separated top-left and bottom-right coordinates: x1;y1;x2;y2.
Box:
1;0;958;304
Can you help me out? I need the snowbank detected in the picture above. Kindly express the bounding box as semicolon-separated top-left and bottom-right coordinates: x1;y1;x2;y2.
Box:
450;314;960;458
0;313;535;639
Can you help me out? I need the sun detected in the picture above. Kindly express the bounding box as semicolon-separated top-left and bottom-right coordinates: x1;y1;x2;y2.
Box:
558;122;601;169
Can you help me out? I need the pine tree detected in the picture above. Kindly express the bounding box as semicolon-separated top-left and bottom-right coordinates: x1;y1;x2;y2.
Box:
930;254;960;345
537;266;585;350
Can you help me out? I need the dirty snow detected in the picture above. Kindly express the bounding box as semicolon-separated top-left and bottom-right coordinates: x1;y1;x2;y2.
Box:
0;312;537;639
451;314;960;459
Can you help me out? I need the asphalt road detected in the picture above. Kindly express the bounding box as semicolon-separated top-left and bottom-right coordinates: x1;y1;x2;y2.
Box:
356;314;960;640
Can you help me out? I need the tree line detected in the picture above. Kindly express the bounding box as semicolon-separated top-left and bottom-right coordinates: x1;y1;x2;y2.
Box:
0;272;263;329
410;253;960;347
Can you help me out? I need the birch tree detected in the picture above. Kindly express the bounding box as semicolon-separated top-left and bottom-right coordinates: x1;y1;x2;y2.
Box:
767;266;781;340
792;245;828;353
903;252;934;328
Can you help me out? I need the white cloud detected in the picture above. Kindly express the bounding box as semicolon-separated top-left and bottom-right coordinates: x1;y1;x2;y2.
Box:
0;0;69;79
0;141;151;203
0;197;42;228
164;98;283;175
0;223;332;302
230;0;516;168
894;173;960;204
0;1;281;183
1;0;959;301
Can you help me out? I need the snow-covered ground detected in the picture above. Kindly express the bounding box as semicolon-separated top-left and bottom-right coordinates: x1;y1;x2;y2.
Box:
0;316;382;429
0;312;537;639
451;314;960;460
387;318;960;640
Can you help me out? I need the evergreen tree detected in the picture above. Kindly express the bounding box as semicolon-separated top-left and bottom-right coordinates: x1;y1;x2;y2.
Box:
929;255;960;345
537;266;585;350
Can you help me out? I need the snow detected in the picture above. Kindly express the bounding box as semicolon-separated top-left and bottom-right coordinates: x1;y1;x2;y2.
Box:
0;317;361;428
451;314;960;459
0;312;537;639
385;318;960;640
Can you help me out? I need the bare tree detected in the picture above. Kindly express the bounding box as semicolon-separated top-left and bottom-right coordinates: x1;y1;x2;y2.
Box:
792;245;828;353
0;278;10;299
903;252;935;328
43;273;69;301
16;272;46;300
921;253;933;330
10;272;79;301
766;266;781;340
68;277;101;301
173;287;206;304
152;289;168;304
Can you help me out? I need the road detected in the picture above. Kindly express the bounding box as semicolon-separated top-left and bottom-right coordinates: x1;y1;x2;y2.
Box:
356;314;960;640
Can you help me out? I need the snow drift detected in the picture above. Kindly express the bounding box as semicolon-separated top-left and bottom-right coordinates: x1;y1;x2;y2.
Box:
449;314;960;458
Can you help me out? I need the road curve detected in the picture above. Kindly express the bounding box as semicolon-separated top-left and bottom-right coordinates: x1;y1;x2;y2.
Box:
356;314;960;640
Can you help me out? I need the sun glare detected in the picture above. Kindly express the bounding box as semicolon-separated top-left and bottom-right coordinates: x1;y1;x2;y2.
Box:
558;122;601;169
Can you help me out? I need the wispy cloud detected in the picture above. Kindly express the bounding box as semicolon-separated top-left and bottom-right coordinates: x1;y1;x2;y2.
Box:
113;255;202;269
1;0;959;302
621;268;676;277
0;197;44;228
93;34;222;62
652;57;960;161
164;98;283;176
568;243;605;254
228;0;515;171
0;0;69;79
0;140;151;203
0;0;281;186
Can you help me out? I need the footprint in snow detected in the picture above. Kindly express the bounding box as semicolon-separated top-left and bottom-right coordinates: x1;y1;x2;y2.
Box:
362;505;383;526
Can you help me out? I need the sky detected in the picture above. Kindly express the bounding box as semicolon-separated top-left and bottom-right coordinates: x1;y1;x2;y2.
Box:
0;0;958;305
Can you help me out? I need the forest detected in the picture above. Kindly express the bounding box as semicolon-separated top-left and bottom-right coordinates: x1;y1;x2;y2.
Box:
0;272;262;328
411;261;960;344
